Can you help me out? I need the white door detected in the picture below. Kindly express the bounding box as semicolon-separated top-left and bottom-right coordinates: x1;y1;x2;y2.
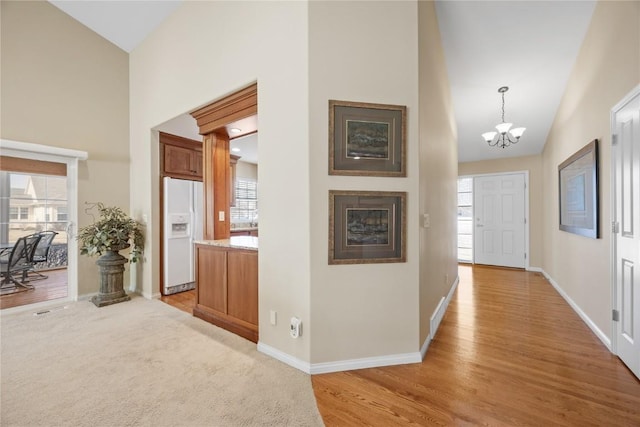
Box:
474;173;526;268
612;86;640;379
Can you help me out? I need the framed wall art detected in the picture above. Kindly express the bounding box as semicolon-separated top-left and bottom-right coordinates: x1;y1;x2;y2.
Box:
329;190;406;264
558;139;599;238
329;100;406;177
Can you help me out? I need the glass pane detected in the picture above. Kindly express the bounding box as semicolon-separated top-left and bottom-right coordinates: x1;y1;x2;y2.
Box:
458;177;472;192
9;174;30;199
458;219;472;235
458;192;472;206
458;206;472;218
458;234;472;248
458;248;472;262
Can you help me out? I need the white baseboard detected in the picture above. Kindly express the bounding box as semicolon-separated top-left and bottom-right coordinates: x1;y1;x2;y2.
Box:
423;275;460;359
526;266;542;272
257;342;311;374
420;334;432;359
258;341;422;375
310;351;422;375
541;269;611;350
259;275;460;375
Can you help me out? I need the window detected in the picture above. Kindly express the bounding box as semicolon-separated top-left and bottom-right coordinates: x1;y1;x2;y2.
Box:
457;177;473;263
0;172;68;250
57;207;68;221
9;207;28;220
230;178;258;223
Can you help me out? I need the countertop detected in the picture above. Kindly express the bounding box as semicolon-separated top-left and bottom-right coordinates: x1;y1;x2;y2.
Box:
194;236;258;251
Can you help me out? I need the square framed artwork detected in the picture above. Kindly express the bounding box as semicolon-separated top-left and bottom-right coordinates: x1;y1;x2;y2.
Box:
329;190;406;264
558;139;599;238
329;100;406;177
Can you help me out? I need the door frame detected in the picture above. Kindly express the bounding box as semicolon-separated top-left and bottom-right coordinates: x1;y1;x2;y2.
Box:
461;170;530;270
610;83;640;355
0;138;88;313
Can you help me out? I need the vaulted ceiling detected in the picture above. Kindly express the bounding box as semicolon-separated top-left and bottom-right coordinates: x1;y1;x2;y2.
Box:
49;0;597;164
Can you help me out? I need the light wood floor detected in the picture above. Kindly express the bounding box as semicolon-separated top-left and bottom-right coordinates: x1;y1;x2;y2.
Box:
312;265;640;426
0;268;68;310
160;289;195;314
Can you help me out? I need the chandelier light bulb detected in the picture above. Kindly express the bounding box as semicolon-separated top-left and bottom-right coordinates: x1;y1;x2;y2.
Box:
495;122;513;134
482;132;497;142
510;127;526;138
481;86;526;148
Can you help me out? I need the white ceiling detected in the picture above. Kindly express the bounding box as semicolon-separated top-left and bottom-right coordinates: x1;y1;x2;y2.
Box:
49;0;181;52
49;1;597;164
436;1;596;162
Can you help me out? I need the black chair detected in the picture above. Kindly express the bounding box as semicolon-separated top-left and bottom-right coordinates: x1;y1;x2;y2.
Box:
0;234;42;290
28;230;58;280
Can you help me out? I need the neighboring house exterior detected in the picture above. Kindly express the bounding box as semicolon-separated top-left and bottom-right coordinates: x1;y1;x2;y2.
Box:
8;175;67;231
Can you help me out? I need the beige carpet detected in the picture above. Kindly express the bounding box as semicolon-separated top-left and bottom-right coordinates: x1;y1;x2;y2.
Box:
0;296;324;427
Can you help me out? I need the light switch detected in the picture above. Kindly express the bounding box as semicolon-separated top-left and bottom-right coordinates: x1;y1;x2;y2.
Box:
218;211;225;221
423;213;430;228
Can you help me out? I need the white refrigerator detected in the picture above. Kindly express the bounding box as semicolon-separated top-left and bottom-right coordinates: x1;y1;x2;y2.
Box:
163;177;203;295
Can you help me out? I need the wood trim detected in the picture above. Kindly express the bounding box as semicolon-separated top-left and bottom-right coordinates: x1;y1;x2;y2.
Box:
212;134;230;239
190;83;257;136
193;305;258;343
159;132;203;151
202;134;216;240
0;156;66;176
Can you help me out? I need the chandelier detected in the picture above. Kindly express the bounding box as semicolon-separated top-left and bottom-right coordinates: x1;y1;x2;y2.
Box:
482;86;526;148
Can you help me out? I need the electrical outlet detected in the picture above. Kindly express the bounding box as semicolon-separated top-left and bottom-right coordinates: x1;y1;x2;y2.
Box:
290;317;302;338
218;211;225;221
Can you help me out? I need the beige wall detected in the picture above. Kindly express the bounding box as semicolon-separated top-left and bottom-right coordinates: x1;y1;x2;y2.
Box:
236;161;257;181
308;1;420;363
459;155;543;268
418;1;459;348
542;1;640;342
130;1;312;362
132;0;457;367
0;1;130;296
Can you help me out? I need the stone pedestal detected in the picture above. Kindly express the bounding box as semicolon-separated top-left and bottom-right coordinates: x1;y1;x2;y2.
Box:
91;250;130;307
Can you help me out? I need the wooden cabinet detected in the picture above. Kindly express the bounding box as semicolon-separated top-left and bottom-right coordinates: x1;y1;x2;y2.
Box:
160;132;203;180
193;244;258;343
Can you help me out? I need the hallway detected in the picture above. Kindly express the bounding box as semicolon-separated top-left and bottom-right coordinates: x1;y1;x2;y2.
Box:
312;265;640;426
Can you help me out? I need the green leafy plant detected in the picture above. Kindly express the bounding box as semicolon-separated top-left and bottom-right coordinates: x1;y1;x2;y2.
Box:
77;202;145;262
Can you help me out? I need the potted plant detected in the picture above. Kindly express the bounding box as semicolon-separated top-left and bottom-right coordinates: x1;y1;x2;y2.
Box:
77;202;144;307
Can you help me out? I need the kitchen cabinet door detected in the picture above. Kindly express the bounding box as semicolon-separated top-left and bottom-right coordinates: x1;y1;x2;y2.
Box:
195;246;226;314
227;250;258;326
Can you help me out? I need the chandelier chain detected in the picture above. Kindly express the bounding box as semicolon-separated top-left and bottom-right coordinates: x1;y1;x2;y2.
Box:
501;91;506;123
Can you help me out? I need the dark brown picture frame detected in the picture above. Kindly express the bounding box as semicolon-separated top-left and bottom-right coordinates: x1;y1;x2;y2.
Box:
329;100;406;177
558;139;599;239
329;190;406;264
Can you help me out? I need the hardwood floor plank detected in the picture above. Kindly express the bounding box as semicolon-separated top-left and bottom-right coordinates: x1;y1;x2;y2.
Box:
312;265;640;426
0;269;68;309
160;289;195;314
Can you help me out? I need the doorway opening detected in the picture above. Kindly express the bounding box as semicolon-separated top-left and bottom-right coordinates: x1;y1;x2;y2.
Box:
457;172;529;269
